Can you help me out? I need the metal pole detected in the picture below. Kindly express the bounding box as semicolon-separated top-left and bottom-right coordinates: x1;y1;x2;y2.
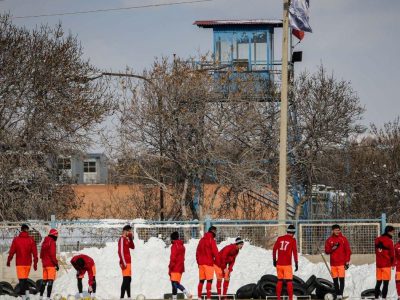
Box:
278;0;290;234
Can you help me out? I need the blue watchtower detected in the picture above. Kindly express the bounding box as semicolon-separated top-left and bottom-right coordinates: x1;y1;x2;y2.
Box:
194;19;283;83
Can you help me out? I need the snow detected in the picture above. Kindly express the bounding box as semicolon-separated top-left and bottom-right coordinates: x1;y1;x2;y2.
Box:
1;238;399;299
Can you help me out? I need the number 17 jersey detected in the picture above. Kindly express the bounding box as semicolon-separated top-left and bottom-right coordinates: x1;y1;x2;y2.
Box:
273;234;298;266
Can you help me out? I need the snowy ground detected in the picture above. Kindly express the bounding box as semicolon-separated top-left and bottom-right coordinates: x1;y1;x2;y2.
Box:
1;238;398;299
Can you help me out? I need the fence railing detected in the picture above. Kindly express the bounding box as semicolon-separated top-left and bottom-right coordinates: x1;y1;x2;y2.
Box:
0;215;387;255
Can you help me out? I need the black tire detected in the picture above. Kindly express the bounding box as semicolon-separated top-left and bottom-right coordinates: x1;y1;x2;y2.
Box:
36;279;43;290
256;281;276;298
304;275;317;295
2;286;18;297
258;274;278;284
293;275;306;287
281;283;307;296
0;282;13;291
293;284;307;296
315;278;336;299
14;284;38;295
163;293;185;299
236;283;257;299
361;288;380;299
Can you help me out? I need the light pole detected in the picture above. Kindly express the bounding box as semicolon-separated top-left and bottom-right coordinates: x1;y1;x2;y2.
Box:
278;0;290;234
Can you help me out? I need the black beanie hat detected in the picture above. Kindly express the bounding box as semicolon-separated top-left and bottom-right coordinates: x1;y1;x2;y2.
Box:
287;225;296;233
332;224;341;230
21;224;29;231
235;237;244;245
208;226;217;232
123;224;132;231
171;231;179;241
385;225;395;234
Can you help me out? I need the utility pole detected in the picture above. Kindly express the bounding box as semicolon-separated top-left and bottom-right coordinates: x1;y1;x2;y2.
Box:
278;0;290;234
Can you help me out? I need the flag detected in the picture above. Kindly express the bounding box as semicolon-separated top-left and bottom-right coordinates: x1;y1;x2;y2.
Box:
292;29;305;41
289;0;312;40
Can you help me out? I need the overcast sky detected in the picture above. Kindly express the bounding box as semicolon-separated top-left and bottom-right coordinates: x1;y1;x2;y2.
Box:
2;0;399;127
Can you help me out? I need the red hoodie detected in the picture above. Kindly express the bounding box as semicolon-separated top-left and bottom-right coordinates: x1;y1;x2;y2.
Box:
169;239;185;274
196;232;219;266
375;234;395;268
7;231;38;267
217;244;239;272
71;254;96;286
394;241;400;271
324;233;352;266
273;234;298;266
40;236;58;267
118;235;135;268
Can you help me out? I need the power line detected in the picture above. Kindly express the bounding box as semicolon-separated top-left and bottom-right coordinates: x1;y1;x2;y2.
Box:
14;0;214;19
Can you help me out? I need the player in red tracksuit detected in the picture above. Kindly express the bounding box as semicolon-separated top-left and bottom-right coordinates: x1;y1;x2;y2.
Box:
7;224;38;297
71;254;97;298
169;231;192;300
118;225;135;299
374;225;395;300
324;224;352;299
40;229;59;299
273;225;298;300
215;237;244;297
196;226;219;300
395;232;400;300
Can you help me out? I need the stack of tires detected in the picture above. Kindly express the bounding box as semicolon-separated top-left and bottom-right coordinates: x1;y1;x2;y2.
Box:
236;274;337;299
0;279;39;297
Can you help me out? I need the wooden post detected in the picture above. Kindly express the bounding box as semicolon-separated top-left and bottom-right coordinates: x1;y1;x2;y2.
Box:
278;0;290;234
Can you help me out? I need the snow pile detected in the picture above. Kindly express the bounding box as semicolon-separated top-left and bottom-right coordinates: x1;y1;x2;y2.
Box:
52;238;397;298
4;238;398;299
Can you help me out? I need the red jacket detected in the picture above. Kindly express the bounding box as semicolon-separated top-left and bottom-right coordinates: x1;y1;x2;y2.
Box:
118;235;135;267
324;233;352;266
217;244;239;272
395;242;400;271
7;231;38;267
169;239;185;273
71;254;95;286
273;234;298;266
375;234;395;268
40;236;58;267
196;232;219;266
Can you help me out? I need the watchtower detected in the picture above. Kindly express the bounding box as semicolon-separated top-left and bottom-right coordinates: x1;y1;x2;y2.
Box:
194;19;283;83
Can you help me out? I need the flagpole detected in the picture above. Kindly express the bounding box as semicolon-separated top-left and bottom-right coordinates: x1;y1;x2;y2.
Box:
278;0;290;234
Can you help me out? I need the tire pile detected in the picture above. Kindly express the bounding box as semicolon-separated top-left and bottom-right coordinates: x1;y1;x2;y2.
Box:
236;274;337;299
0;279;40;297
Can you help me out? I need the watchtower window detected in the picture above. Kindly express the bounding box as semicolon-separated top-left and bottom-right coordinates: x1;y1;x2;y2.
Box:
234;32;249;61
215;36;231;63
252;32;267;63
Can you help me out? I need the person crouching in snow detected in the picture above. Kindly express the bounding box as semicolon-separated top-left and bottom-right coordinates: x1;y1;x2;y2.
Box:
169;231;192;300
214;237;244;297
374;225;395;300
71;254;97;298
118;224;135;299
272;225;298;300
196;226;219;300
40;229;59;299
324;224;352;299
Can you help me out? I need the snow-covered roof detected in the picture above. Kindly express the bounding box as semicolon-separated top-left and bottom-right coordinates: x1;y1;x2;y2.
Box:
194;19;283;28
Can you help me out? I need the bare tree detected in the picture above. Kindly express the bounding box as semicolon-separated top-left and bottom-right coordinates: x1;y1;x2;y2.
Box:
114;56;281;220
324;118;400;220
289;66;366;218
0;14;115;220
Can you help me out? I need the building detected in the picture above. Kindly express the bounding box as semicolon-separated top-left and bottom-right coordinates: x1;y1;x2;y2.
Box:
194;19;284;87
58;153;108;184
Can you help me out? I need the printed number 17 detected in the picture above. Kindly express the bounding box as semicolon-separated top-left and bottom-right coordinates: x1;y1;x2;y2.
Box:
280;241;290;251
